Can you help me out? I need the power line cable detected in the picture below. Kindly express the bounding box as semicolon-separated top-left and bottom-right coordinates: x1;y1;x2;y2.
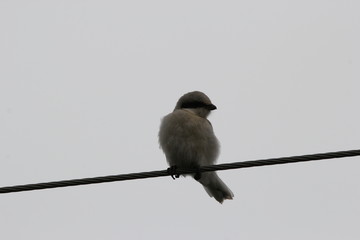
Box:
0;149;359;194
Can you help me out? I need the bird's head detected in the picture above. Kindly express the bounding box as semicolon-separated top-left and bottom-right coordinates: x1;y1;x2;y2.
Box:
174;91;217;118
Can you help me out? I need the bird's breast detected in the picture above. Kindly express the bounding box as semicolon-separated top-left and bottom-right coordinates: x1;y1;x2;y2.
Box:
159;110;219;168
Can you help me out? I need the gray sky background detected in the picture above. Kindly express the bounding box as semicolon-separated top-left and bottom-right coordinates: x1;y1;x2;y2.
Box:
1;1;359;239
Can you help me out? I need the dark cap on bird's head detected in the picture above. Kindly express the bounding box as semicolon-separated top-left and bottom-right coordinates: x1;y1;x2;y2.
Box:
175;91;217;111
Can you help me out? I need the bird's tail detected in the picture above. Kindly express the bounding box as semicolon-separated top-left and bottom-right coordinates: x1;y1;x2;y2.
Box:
197;172;234;203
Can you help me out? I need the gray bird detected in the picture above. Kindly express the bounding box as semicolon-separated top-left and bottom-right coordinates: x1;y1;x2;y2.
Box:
159;91;234;203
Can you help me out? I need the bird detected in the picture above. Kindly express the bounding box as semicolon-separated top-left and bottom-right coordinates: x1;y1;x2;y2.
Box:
159;91;234;203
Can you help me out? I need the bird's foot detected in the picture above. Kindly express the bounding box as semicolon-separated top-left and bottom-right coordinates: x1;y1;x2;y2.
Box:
167;166;180;180
194;168;202;180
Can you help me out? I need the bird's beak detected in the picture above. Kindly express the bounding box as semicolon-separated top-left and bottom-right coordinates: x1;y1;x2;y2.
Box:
207;104;217;110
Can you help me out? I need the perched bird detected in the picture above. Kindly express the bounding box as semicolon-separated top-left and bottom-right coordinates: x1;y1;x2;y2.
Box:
159;91;234;203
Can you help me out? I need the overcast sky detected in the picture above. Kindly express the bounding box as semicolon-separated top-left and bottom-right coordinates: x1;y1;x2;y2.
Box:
1;1;359;239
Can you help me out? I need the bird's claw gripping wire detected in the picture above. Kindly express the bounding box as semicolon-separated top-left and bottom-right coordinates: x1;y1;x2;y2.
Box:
167;166;180;180
194;168;202;181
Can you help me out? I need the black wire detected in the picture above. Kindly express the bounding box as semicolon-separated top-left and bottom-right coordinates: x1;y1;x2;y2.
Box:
0;149;359;194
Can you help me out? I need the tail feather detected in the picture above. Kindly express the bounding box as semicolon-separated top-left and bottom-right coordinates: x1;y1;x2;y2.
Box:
197;172;234;203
